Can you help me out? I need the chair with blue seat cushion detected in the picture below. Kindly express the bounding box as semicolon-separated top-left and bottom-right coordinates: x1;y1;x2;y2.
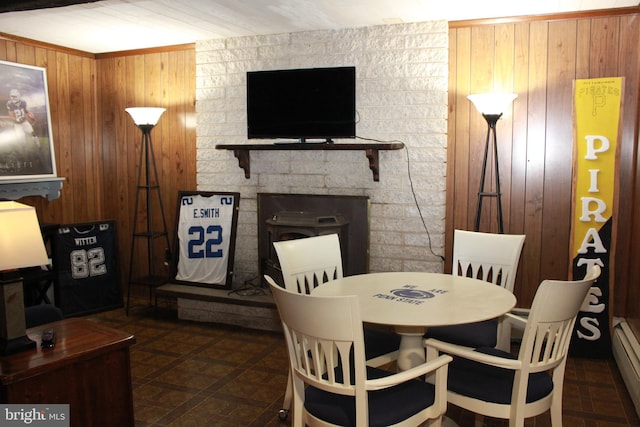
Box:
424;229;525;351
273;234;401;365
273;234;401;419
425;265;600;427
268;276;452;427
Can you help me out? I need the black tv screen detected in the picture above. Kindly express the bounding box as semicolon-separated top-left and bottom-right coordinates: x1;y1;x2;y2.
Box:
246;66;356;141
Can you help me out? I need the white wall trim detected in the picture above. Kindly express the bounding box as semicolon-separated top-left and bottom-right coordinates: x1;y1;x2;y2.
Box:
612;317;640;418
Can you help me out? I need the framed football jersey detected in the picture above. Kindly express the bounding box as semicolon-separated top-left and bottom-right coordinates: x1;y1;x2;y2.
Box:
172;191;240;289
53;220;122;316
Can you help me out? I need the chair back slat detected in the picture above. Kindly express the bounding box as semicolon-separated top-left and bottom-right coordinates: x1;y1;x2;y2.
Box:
461;263;510;286
274;234;343;294
528;322;568;368
452;229;525;292
291;266;340;294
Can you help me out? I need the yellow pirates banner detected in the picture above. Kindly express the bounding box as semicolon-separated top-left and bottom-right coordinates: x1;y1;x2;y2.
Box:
570;77;623;358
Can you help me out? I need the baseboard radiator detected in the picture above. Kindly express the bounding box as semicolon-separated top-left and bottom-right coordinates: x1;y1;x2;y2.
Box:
612;317;640;418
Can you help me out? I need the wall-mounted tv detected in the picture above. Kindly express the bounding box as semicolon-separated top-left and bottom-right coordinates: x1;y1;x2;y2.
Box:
246;66;356;142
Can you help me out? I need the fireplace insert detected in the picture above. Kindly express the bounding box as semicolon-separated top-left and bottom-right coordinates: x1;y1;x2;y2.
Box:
257;193;370;287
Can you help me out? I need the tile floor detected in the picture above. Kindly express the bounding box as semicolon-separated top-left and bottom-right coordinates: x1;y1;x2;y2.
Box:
87;298;640;426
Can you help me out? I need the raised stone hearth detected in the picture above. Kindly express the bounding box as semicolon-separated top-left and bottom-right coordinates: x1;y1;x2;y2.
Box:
155;283;280;332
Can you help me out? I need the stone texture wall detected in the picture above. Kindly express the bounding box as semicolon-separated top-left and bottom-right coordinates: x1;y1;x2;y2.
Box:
195;21;448;286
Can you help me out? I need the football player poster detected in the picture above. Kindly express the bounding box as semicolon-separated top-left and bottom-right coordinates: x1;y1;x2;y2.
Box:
0;60;57;180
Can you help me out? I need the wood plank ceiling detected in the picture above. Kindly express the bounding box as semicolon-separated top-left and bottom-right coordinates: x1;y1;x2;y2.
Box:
0;0;638;53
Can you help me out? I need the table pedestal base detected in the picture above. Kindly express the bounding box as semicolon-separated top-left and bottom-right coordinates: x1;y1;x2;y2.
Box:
395;326;426;372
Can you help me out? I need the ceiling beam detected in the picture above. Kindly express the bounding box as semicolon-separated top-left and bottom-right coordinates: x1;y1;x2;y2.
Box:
0;0;101;13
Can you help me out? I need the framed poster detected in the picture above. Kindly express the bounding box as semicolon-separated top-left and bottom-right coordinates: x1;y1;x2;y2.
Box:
0;60;57;180
172;191;240;289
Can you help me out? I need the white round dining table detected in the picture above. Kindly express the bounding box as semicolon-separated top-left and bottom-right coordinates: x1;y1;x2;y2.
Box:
311;271;517;371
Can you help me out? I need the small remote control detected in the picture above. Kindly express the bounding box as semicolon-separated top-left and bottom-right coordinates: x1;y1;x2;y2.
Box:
41;329;55;348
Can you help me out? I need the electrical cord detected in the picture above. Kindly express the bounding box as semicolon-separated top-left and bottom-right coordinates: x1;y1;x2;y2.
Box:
356;135;445;262
228;276;267;296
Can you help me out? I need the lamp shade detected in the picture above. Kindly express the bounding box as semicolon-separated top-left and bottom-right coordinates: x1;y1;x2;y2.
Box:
467;93;517;115
0;201;49;271
125;107;166;126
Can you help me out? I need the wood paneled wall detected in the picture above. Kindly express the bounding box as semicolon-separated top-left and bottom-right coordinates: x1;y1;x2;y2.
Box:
97;48;197;286
447;12;640;322
0;39;101;224
0;38;196;291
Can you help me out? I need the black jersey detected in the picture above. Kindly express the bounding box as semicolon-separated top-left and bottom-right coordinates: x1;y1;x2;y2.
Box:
6;99;28;123
53;220;122;315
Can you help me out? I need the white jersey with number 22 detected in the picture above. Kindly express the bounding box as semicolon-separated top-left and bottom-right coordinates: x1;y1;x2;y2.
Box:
176;194;236;284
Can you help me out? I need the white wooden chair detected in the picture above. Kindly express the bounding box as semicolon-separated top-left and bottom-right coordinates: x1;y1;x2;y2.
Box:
425;265;601;427
424;229;526;351
268;275;453;427
272;234;400;419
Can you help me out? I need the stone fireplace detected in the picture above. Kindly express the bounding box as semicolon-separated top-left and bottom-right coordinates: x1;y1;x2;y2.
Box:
164;20;448;331
257;193;370;286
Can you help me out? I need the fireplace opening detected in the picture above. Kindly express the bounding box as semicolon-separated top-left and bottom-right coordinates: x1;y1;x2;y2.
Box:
258;193;370;287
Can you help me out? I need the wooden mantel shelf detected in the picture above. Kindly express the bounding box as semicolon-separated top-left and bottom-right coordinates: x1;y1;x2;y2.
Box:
215;142;404;182
0;177;65;201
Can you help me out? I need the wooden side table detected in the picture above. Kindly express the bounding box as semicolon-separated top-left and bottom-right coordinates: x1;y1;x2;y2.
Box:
0;318;136;427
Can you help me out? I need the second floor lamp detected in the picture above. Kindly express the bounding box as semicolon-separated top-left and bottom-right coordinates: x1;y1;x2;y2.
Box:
124;107;171;314
467;93;517;234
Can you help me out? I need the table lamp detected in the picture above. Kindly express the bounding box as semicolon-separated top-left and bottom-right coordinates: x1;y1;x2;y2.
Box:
467;93;517;234
0;201;50;355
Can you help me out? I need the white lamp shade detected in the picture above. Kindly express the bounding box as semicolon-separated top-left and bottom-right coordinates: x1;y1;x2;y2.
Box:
0;201;49;271
125;107;166;126
467;93;518;115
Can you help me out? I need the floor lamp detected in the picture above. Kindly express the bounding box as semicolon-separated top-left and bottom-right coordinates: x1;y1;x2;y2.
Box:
125;107;171;314
0;201;50;355
467;93;517;234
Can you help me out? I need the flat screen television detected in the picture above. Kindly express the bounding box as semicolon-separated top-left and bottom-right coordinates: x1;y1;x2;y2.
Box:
246;66;356;142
